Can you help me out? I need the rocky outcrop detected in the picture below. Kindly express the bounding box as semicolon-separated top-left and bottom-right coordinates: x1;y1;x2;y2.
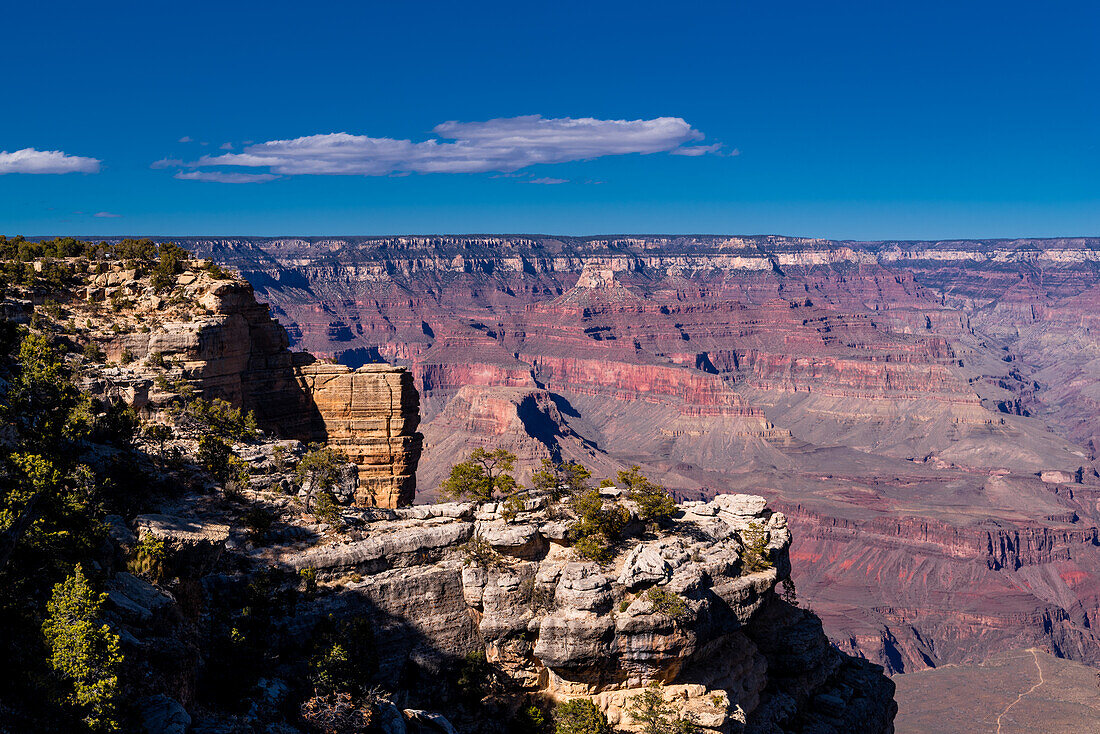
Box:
80;259;423;508
266;493;896;733
284;361;422;507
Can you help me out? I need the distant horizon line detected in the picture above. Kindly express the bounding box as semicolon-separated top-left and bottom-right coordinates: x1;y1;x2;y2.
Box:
13;233;1100;244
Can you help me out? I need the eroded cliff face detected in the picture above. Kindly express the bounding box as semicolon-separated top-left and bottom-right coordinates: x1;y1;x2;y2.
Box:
287;362;422;507
257;492;896;733
164;235;1100;674
79;260;423;507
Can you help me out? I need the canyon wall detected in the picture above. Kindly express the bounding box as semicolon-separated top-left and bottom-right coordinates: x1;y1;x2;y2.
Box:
168;235;1100;673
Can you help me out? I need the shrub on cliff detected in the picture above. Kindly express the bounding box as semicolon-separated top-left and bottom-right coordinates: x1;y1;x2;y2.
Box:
569;489;629;563
740;522;772;573
296;445;349;514
150;243;188;292
618;466;676;523
553;698;610;734
625;682;698;734
185;397;258;441
440;448;518;502
142;423;173;457
455;650;498;703
645;587;690;622
41;566;123;732
531;459;592;501
461;534;507;569
82;341;106;363
299;692;373;733
127;533;168;584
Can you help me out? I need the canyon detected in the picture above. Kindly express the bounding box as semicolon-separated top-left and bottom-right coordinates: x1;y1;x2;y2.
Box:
0;246;897;732
168;234;1100;676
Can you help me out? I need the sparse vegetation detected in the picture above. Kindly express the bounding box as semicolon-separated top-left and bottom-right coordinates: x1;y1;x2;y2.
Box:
82;341;106;363
568;489;629;563
462;534;507;569
243;505;275;541
740;522;772;573
645;587;690;621
553;698;610;734
440;447;518;502
41;566;123;732
781;577;798;606
185;397;258;441
624;681;699;734
296;445;348;513
127;534;169;583
618;465;676;523
455;650;496;703
531;458;592;501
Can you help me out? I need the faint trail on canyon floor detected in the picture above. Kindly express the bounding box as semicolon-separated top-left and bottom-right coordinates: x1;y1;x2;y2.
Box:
994;648;1045;734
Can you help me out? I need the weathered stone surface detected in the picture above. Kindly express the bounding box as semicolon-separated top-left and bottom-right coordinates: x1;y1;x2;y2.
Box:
403;710;457;734
89;263;424;510
285;362;423;508
277;521;472;575
617;543;673;589
477;522;548;560
104;572;177;626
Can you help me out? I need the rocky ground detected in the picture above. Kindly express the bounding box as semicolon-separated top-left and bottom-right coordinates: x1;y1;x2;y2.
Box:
112;474;897;732
893;648;1100;733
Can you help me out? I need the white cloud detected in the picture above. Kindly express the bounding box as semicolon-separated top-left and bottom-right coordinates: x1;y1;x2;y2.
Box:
151;158;185;169
670;143;723;157
219;142;234;150
93;212;121;218
178;136;193;143
174;115;714;180
530;177;568;185
0;148;100;174
174;170;279;184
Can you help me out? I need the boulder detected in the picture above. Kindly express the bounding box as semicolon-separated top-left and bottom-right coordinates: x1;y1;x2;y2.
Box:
712;493;768;518
478;522;548;560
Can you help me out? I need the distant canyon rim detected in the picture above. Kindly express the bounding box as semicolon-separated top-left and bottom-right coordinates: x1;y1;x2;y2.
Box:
151;233;1100;675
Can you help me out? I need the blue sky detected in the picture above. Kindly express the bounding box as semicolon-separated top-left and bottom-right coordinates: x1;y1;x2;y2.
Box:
2;0;1097;239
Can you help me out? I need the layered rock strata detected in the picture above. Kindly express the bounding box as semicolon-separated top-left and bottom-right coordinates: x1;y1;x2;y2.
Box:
79;260;423;507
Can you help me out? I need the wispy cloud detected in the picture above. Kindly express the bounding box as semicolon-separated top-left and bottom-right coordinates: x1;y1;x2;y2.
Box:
670;143;722;157
178;135;193;143
0;148;100;174
158;115;716;182
151;158;185;169
219;142;234;150
529;177;568;185
174;170;279;184
93;211;121;218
